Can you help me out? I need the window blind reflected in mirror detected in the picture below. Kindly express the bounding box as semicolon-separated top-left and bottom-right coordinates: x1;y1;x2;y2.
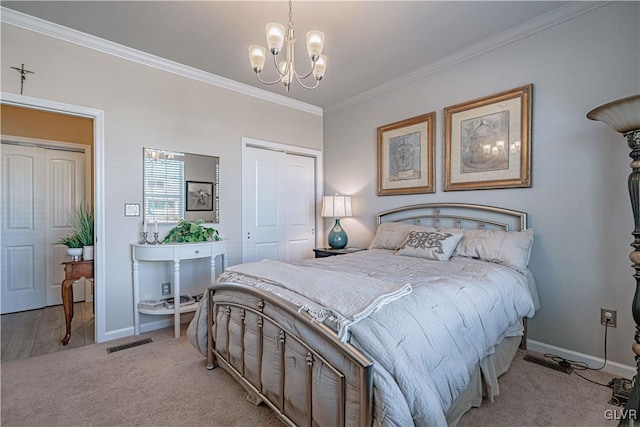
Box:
143;149;185;223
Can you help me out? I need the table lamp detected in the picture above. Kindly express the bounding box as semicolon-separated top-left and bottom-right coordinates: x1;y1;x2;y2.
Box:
321;194;352;249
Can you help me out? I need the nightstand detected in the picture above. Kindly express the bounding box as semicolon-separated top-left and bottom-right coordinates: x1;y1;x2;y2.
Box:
313;247;366;258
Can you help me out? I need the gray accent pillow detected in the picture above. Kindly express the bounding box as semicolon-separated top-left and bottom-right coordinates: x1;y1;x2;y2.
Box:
397;230;464;261
454;228;534;274
369;222;435;250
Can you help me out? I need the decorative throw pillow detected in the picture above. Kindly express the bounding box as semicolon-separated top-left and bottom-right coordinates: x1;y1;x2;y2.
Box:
397;230;464;261
368;222;435;250
454;228;534;274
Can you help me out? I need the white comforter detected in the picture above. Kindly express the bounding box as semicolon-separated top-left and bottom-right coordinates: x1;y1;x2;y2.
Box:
189;249;536;427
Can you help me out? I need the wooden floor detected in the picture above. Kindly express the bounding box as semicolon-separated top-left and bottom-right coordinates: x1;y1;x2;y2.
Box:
1;302;94;363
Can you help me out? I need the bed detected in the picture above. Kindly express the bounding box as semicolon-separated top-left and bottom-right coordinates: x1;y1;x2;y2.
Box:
188;203;539;426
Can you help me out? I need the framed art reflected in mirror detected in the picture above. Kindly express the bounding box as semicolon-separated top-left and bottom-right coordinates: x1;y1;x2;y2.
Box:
143;148;219;223
186;181;214;211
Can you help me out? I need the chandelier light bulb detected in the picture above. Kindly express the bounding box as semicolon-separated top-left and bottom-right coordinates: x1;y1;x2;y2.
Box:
248;45;266;73
313;55;327;80
266;23;285;54
306;30;325;61
279;61;292;86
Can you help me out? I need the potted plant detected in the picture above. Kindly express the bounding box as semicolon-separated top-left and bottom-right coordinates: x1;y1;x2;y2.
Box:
70;203;94;260
162;219;220;243
56;234;83;261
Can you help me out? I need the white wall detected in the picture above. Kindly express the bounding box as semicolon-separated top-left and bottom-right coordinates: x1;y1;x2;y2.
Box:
1;24;323;337
323;2;640;367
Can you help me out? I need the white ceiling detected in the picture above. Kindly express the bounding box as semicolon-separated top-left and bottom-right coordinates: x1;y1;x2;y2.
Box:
2;1;568;109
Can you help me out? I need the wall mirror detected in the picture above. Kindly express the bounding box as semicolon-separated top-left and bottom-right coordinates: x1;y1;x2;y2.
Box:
143;147;219;224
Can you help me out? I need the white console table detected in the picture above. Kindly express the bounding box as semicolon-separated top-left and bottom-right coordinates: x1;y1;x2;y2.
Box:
131;240;227;338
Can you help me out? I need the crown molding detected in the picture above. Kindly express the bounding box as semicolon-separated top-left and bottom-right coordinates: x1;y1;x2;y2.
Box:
0;7;323;117
324;1;611;116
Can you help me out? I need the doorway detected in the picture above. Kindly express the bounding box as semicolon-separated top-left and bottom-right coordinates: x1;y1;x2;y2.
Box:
242;137;323;263
0;93;106;345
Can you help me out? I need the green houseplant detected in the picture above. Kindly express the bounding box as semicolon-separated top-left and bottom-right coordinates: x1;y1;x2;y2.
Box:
55;202;94;261
69;202;94;247
162;219;220;243
56;233;83;261
56;234;82;248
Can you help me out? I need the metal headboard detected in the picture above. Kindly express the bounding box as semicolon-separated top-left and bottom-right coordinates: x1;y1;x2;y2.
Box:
376;203;528;232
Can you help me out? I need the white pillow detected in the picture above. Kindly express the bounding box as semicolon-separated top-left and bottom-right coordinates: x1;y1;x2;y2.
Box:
397;230;464;261
454;228;534;274
368;222;434;250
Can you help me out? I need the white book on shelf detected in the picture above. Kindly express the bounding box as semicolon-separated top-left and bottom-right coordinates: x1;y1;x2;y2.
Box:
137;299;166;310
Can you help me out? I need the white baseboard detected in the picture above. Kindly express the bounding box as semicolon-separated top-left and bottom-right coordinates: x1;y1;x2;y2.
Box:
100;326;134;343
139;318;172;334
139;313;194;334
100;314;195;341
527;339;635;379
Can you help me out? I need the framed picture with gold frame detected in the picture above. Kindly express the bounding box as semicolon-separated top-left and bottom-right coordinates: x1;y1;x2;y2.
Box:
443;84;532;191
377;112;435;196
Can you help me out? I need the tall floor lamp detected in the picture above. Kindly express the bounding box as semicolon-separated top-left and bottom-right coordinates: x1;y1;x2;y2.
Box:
588;94;640;424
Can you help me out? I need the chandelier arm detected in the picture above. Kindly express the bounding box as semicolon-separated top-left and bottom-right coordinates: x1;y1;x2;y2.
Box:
255;73;284;86
294;73;321;90
272;52;294;78
294;60;317;80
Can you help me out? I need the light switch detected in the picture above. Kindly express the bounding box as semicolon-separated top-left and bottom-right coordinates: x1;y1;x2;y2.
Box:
125;203;140;217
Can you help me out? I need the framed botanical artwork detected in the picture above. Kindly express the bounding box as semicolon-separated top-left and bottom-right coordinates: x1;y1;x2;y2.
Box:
443;84;532;191
186;181;214;211
377;112;435;196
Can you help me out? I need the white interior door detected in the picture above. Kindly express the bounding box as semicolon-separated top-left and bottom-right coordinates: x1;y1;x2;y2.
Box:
1;143;86;314
1;144;46;313
45;148;86;305
242;145;316;263
284;154;315;262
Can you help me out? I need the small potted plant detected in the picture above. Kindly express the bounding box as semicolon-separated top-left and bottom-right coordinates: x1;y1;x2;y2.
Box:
162;219;220;243
70;203;94;260
57;234;83;261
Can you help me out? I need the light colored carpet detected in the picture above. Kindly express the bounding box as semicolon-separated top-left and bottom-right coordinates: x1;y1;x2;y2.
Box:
459;350;620;426
1;327;283;427
1;325;623;427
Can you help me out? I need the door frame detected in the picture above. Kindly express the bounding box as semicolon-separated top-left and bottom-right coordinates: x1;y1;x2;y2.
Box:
241;137;324;261
1;92;107;343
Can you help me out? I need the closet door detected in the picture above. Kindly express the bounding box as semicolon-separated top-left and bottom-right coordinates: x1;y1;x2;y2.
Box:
1;144;46;313
284;154;315;262
45;148;86;305
1;144;86;314
242;146;316;263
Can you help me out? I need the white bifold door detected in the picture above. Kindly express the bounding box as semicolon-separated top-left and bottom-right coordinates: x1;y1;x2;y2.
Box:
243;145;316;263
1;142;87;314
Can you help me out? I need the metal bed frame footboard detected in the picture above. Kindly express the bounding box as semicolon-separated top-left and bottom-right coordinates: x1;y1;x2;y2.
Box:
207;283;373;427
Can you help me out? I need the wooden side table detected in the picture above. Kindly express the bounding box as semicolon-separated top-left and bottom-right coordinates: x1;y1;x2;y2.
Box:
313;247;366;258
61;260;94;345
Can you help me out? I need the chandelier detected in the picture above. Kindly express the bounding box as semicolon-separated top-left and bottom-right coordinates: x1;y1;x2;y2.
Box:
248;0;327;92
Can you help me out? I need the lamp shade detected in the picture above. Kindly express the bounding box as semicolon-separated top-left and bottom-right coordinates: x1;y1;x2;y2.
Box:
306;30;325;60
266;23;285;54
313;55;328;80
248;45;266;72
587;94;640;134
321;195;352;218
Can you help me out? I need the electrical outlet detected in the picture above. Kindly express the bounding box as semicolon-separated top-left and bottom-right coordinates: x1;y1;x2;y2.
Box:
601;308;617;327
161;282;171;296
